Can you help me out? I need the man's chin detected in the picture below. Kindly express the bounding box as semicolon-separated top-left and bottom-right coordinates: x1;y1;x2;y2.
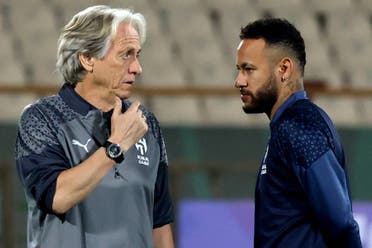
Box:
116;90;132;100
242;106;263;114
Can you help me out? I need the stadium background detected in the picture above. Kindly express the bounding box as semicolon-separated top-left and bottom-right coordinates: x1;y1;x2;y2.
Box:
0;0;371;247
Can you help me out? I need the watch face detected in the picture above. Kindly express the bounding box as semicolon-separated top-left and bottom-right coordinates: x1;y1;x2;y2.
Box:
108;143;122;158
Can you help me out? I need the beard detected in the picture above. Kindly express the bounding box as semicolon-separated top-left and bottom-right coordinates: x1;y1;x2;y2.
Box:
242;74;278;116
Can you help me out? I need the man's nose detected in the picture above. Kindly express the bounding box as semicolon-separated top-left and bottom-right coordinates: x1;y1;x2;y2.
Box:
234;72;246;88
129;58;142;75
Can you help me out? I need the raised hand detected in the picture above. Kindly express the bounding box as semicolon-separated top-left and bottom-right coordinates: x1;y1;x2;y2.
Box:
109;97;148;152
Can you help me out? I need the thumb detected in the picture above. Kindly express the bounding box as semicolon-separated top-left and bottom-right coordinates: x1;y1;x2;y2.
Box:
112;97;122;119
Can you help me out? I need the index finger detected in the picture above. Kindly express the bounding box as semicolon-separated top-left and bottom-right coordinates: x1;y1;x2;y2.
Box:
112;97;122;118
127;100;141;113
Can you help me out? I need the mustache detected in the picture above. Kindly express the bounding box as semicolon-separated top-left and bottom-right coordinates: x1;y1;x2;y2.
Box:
239;88;253;96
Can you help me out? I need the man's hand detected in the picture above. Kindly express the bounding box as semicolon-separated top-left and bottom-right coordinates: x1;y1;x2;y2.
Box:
109;97;148;152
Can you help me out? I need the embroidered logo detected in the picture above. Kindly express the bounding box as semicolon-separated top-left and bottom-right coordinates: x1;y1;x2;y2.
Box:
135;138;147;155
261;145;269;175
135;138;149;166
72;138;92;153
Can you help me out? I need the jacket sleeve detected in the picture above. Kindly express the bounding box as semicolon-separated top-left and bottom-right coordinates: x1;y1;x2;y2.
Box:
277;112;362;247
295;150;362;247
146;111;174;228
15;104;68;220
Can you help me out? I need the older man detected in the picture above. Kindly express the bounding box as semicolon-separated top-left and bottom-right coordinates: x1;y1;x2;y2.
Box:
15;5;174;248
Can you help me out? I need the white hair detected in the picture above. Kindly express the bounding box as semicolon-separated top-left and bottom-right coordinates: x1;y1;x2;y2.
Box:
56;5;146;86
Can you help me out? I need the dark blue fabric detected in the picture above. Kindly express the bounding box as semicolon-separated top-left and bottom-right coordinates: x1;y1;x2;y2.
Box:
61;84;174;227
16;145;68;221
16;83;173;226
15;95;73;220
153;158;173;228
254;92;361;247
58;83;96;115
298;150;361;247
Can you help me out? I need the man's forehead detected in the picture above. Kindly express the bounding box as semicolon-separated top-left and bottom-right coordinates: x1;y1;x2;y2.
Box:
117;35;140;44
237;38;266;52
115;23;140;46
236;39;267;63
236;39;272;66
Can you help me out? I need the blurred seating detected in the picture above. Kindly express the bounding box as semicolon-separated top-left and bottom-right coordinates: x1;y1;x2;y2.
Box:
315;96;362;125
159;2;233;86
350;68;372;88
326;10;372;88
136;6;186;86
203;96;269;127
361;99;372;124
0;0;371;125
0;32;25;84
308;0;354;12
9;0;60;84
0;93;37;121
360;0;372;12
210;3;261;64
150;96;203;125
256;0;306;14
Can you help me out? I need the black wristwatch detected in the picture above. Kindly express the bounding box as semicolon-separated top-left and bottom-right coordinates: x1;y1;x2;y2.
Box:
103;141;124;163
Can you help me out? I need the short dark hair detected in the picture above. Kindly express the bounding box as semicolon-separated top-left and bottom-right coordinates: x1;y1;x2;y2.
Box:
240;18;306;75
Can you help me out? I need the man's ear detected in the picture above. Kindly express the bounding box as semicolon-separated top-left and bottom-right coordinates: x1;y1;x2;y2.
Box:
278;57;293;82
79;53;94;72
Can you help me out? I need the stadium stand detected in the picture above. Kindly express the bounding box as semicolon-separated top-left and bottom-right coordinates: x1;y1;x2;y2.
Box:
0;32;25;84
0;0;371;125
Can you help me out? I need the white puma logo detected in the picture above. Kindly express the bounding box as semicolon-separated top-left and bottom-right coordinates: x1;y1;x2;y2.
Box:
72;138;92;153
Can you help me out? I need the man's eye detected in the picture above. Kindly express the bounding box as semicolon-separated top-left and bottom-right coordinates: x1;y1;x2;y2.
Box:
122;50;140;60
